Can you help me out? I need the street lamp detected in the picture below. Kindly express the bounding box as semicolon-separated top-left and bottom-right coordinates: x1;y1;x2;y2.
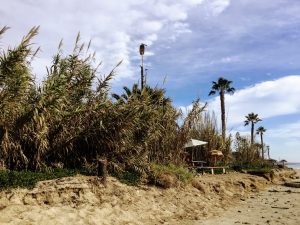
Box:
139;43;147;89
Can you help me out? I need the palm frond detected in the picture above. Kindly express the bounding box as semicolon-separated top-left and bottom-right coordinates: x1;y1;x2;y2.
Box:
208;90;216;96
0;26;10;37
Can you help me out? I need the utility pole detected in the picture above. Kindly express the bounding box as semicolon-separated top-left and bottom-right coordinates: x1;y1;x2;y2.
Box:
139;43;147;89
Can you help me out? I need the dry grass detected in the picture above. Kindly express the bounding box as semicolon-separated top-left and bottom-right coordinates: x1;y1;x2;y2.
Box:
0;27;203;175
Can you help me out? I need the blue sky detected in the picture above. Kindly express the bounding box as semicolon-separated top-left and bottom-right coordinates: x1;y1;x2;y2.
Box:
1;0;300;162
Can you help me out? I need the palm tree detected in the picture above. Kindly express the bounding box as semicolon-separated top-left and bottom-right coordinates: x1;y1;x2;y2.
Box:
209;77;235;144
244;113;262;146
256;126;266;160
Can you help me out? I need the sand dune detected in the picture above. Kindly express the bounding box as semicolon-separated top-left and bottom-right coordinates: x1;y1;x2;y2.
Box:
0;169;297;225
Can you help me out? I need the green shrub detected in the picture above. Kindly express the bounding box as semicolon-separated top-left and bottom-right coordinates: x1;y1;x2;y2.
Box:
110;169;143;186
150;163;194;187
0;169;78;190
230;160;277;172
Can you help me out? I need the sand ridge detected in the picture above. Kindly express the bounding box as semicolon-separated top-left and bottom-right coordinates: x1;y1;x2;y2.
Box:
0;169;297;225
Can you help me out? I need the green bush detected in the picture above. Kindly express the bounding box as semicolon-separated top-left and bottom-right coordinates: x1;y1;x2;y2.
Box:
230;160;277;172
110;170;143;186
151;163;194;185
0;169;78;190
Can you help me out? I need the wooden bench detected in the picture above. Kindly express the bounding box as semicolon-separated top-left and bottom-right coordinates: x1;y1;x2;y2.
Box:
193;166;226;174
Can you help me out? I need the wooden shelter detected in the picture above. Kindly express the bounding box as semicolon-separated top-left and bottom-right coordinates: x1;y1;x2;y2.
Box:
184;139;227;174
184;139;207;167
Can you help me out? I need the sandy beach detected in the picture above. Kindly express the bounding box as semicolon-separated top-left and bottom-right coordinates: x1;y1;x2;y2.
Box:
0;169;298;225
197;169;300;225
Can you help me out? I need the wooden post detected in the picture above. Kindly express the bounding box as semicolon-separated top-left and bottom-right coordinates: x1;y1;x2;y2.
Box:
97;159;107;185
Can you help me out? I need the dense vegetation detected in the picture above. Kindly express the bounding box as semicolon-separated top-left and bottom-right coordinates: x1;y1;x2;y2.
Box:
0;27;274;188
0;27;195;173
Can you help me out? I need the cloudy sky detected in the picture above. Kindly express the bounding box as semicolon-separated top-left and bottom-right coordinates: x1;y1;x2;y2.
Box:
1;0;300;162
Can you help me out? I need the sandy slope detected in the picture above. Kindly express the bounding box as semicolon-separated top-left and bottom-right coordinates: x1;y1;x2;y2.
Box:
0;169;297;225
197;169;300;225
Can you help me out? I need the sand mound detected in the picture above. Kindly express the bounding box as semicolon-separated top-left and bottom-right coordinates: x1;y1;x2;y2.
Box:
0;170;293;225
270;168;297;183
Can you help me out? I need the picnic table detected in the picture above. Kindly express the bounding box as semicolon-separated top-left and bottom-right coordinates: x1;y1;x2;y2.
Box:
200;166;226;174
191;160;206;167
191;161;226;174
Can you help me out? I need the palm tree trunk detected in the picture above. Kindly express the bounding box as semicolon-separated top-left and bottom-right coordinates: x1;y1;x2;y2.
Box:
251;122;254;145
260;133;264;160
220;90;226;144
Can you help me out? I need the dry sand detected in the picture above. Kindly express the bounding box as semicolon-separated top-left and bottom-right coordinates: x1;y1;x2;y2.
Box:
0;169;298;225
195;169;300;225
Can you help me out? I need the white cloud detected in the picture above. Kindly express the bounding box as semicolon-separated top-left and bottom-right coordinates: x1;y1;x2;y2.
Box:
267;138;300;162
208;75;300;126
154;0;300;82
265;127;300;162
268;120;300;139
0;0;227;84
205;0;231;16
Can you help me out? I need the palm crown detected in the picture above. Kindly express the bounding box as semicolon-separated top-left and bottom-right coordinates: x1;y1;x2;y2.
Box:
112;84;171;106
244;113;262;126
208;77;235;96
256;126;266;134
